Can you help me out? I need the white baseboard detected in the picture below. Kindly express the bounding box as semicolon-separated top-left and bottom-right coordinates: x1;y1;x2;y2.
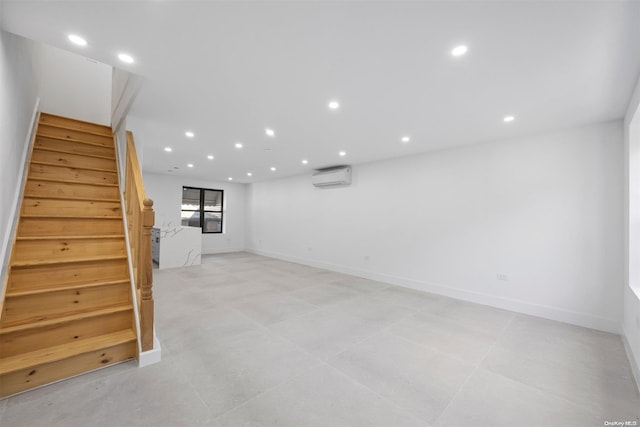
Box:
622;325;640;394
138;332;162;368
202;247;244;255
247;247;621;334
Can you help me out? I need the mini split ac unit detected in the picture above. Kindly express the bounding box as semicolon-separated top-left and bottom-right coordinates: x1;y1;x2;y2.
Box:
312;166;352;187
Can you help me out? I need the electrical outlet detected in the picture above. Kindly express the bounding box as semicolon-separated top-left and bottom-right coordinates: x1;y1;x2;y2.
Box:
364;255;370;261
497;273;508;281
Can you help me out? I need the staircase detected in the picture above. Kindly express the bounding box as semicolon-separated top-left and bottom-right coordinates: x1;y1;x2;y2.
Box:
0;113;137;397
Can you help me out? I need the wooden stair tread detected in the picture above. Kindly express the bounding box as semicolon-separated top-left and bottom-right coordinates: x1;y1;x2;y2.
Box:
0;304;133;334
21;214;122;219
34;133;113;148
16;235;125;241
33;146;115;161
11;254;127;268
30;160;117;174
26;177;118;187
39;113;113;136
38;120;113;138
6;279;130;297
20;194;120;202
0;329;136;375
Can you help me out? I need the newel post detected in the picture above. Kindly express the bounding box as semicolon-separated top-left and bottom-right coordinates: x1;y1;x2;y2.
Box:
140;198;155;351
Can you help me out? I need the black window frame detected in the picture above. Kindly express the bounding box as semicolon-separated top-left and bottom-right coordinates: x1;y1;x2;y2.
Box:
181;186;224;234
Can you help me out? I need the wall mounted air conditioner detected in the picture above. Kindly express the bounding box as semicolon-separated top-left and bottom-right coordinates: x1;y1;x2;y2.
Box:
312;166;352;187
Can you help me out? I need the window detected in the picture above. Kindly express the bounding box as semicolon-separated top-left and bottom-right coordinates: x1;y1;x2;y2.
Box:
181;186;224;233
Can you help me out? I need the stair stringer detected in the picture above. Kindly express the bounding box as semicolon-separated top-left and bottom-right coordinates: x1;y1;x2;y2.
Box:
0;100;40;316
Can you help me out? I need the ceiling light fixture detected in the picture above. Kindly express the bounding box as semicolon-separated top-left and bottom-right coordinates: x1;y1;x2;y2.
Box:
187;163;194;168
228;177;233;181
270;167;276;172
235;142;243;148
328;100;340;110
301;159;308;165
401;136;410;143
339;151;346;157
451;45;468;57
503;115;515;122
185;131;194;138
207;155;214;160
68;34;87;46
164;147;172;152
118;53;134;64
265;128;275;137
247;172;253;177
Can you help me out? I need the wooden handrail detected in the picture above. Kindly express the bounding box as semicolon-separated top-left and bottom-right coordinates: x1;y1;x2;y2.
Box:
124;131;155;352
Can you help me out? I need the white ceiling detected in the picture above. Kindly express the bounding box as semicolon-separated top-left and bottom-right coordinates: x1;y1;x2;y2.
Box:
3;1;640;183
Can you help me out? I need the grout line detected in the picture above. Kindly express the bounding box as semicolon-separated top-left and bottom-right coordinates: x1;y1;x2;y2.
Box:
208;362;323;424
431;314;516;426
322;359;430;426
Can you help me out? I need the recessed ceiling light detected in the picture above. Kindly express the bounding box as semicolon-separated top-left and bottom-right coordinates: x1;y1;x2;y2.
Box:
328;100;340;110
164;147;172;152
247;172;253;177
68;34;87;46
207;155;214;160
185;131;194;138
228;177;233;181
451;45;468;57
339;151;346;157
235;142;243;149
187;163;194;168
301;159;308;165
503;115;515;122
401;136;411;143
118;53;134;64
270;167;277;172
265;128;275;137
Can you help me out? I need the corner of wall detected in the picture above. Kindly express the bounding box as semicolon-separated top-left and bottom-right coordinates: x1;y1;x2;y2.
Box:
622;322;640;394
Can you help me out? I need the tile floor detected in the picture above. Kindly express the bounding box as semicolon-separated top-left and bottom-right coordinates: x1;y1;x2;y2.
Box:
1;252;639;426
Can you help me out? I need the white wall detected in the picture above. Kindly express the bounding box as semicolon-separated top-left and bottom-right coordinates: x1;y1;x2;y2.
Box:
623;72;640;389
0;30;38;284
142;172;246;254
111;68;142;131
33;43;111;125
247;121;624;333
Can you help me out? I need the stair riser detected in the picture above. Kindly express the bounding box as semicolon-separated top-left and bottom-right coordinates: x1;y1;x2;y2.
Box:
39;113;112;137
18;217;124;237
9;258;129;291
22;198;121;218
2;283;132;326
31;149;117;171
35;137;115;159
29;163;118;185
0;340;135;397
37;124;114;147
0;310;133;358
13;238;126;263
24;180;120;201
